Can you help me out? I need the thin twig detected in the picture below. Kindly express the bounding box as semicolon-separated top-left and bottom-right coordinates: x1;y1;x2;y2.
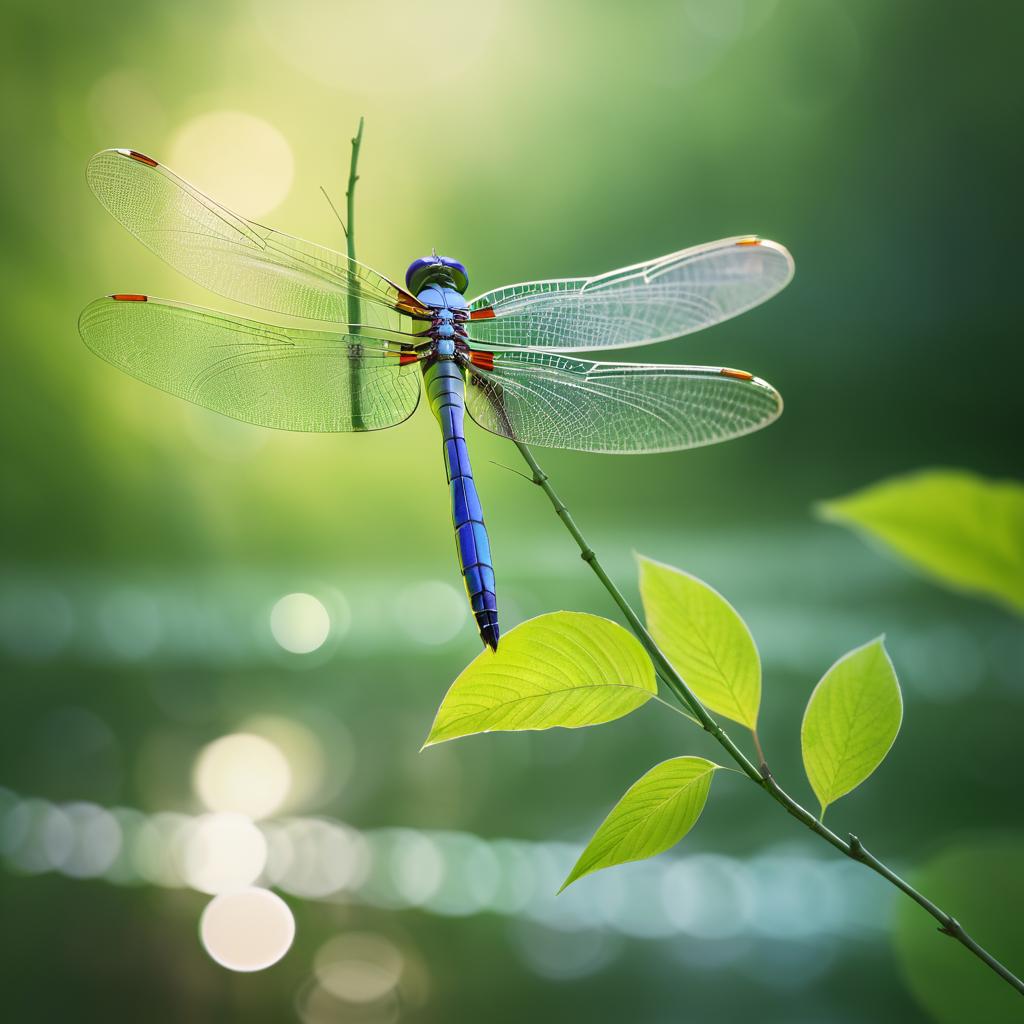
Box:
512;438;1024;998
319;185;348;238
487;459;536;484
345;116;365;431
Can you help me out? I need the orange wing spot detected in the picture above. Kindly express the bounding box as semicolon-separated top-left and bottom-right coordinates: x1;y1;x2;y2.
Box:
396;300;431;320
111;293;148;302
720;367;754;381
736;237;761;247
469;350;495;371
470;307;496;320
395;289;431;318
126;150;159;167
398;351;420;366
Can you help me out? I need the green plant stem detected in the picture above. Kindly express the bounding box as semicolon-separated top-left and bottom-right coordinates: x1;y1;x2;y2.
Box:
512;439;1024;998
345;116;365;430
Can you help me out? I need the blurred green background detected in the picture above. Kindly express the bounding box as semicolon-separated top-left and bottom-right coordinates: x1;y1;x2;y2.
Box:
2;1;1022;1021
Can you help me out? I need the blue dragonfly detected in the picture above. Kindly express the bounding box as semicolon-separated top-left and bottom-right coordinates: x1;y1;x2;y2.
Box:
79;148;793;651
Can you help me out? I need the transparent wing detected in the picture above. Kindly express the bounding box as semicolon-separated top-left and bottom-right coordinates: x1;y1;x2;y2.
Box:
467;237;793;352
79;295;421;433
86;149;430;329
464;350;781;454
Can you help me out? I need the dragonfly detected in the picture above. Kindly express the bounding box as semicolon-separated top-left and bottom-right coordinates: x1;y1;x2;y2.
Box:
79;148;794;652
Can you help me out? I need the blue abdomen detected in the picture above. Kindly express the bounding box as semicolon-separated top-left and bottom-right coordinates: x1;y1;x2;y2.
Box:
423;358;499;650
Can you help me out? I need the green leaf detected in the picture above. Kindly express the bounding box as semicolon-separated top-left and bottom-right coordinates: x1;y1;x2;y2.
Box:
638;555;761;729
818;469;1024;615
801;637;902;817
561;756;719;890
423;611;656;747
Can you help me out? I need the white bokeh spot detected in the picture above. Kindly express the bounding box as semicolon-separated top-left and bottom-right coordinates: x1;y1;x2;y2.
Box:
270;592;332;655
200;887;295;972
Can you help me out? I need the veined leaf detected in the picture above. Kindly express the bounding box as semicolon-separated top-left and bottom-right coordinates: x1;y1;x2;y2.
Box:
638;556;761;729
818;469;1024;615
423;611;656;747
801;637;902;817
561;756;719;890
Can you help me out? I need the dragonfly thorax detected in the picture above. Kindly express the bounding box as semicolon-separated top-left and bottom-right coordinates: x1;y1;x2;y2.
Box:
415;278;470;361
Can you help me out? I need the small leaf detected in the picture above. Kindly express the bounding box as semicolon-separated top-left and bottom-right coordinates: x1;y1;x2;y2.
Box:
801;637;902;817
638;555;761;729
423;611;656;747
561;756;719;890
818;469;1024;615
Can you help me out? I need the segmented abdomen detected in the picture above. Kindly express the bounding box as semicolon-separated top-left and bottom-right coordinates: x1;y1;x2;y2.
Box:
423;359;499;650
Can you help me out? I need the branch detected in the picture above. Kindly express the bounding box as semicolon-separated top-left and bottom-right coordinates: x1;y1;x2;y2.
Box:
512;438;1024;998
345;116;365;431
345;116;364;275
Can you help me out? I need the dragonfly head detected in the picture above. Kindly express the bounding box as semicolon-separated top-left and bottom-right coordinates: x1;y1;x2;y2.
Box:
405;255;469;296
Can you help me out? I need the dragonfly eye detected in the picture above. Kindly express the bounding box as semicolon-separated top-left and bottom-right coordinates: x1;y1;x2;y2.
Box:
439;257;469;294
405;255;469;295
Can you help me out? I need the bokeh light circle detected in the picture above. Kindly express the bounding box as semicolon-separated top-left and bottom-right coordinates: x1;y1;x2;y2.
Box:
240;715;337;812
200;887;295;972
182;812;268;895
314;932;404;1003
169;111;293;218
60;802;123;878
193;733;291;819
265;817;370;899
270;593;332;654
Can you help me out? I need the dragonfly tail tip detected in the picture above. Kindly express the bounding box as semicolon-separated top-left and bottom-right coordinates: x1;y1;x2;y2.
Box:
477;615;500;652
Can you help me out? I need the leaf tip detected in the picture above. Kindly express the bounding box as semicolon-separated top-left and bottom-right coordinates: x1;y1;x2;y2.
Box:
420;729;443;751
557;866;584;894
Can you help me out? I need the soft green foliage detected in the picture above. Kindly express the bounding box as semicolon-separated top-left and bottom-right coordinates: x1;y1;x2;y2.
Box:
423;611;656;747
818;469;1024;615
801;638;902;817
562;756;719;890
638;556;761;729
894;836;1024;1024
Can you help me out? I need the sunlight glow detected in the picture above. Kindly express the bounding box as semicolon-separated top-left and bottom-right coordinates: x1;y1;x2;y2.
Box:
251;0;501;94
169;111;294;219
